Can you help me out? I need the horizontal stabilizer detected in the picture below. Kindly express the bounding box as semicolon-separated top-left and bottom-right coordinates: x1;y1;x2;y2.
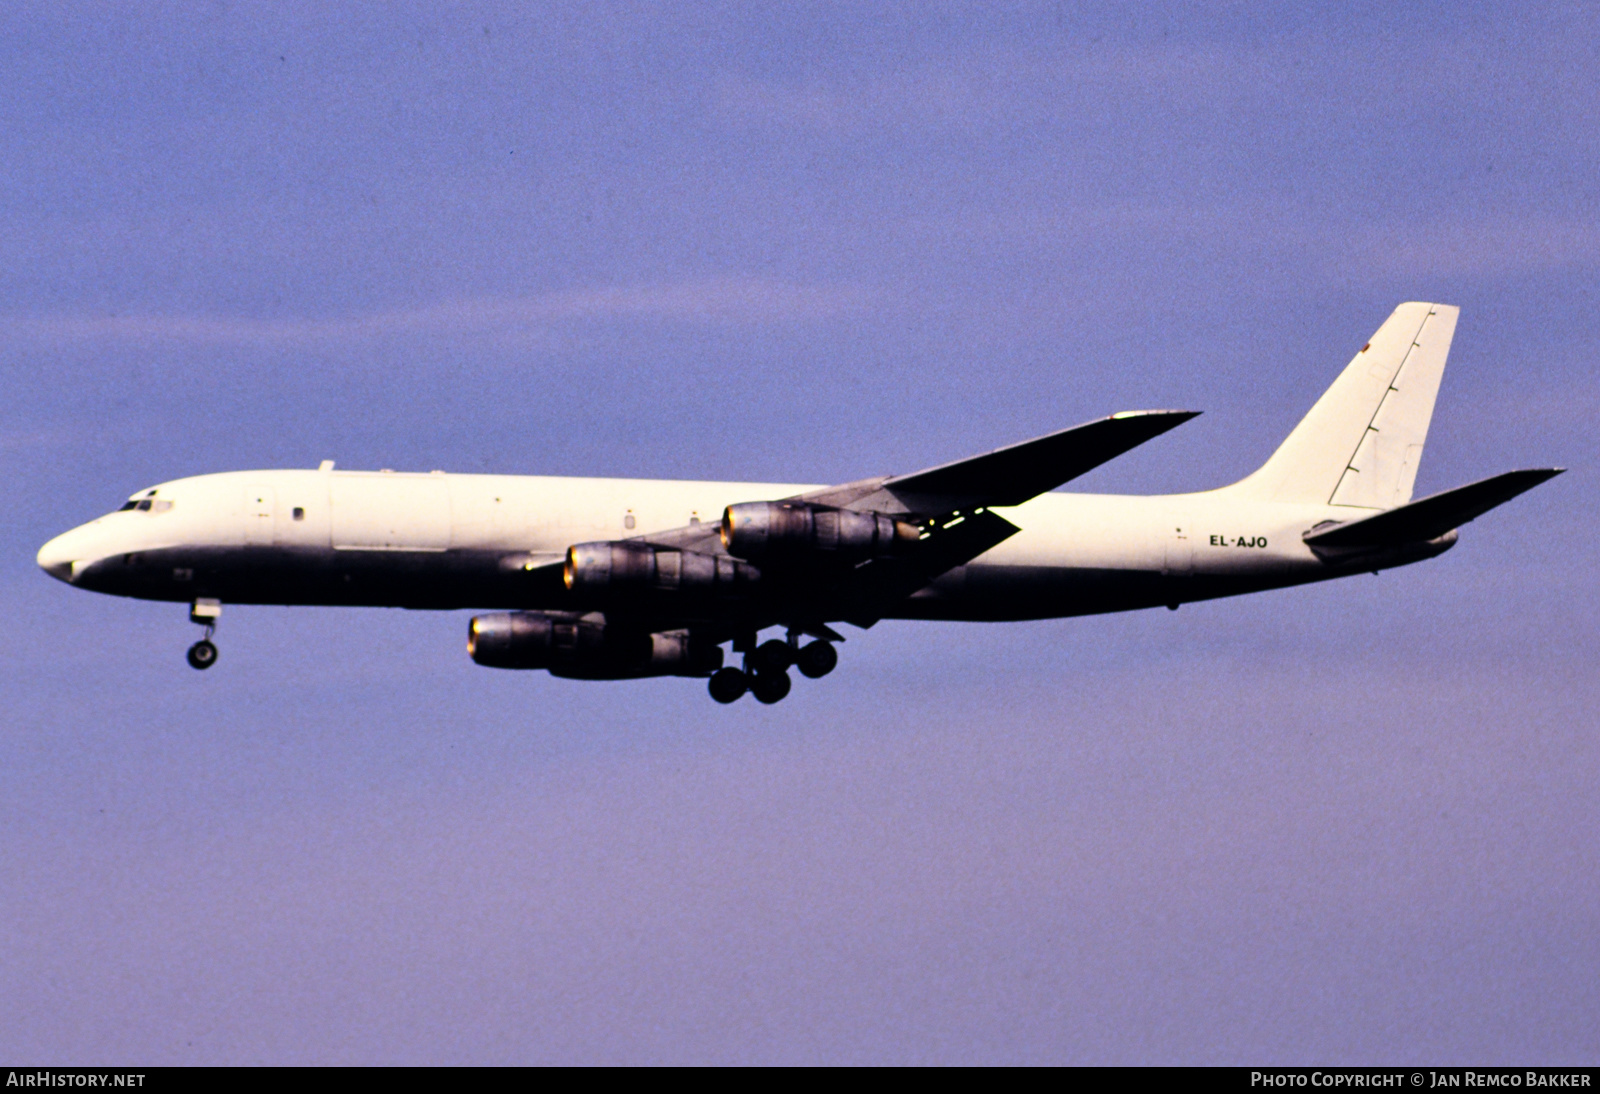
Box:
804;410;1198;516
1303;468;1564;549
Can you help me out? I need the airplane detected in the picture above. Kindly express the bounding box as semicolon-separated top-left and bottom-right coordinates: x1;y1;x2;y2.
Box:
36;301;1563;704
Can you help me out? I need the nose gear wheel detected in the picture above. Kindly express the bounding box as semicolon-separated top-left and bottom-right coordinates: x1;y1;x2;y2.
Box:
187;638;218;670
186;599;222;670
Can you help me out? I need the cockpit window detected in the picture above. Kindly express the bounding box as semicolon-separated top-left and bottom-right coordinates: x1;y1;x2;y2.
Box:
118;501;138;511
118;499;174;513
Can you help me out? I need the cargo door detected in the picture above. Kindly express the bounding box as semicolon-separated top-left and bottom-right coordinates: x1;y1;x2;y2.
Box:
330;473;451;551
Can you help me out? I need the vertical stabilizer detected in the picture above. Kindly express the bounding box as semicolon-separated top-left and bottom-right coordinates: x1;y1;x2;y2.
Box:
1230;302;1459;508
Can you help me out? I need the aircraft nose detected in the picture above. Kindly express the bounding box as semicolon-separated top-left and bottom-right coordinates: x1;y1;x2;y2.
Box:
37;530;83;583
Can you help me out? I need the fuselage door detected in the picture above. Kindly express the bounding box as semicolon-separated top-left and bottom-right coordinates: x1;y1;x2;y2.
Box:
244;485;276;545
1163;523;1193;576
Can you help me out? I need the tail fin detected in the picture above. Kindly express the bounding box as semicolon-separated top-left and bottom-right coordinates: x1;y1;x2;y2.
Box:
1231;302;1459;508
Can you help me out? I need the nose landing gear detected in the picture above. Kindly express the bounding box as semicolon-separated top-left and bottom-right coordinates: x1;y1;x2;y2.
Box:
187;599;221;671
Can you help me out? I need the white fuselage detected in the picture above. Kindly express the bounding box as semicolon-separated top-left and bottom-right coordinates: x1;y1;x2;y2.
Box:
36;467;1450;621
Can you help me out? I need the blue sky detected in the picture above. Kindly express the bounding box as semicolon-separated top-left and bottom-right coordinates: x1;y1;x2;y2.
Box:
2;2;1595;1063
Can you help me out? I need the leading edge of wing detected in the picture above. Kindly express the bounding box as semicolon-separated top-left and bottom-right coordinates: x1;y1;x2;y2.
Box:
800;410;1199;515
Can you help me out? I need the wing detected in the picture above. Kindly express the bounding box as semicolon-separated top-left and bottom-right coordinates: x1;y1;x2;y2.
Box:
831;508;1023;626
795;410;1197;516
558;411;1197;628
622;506;1023;630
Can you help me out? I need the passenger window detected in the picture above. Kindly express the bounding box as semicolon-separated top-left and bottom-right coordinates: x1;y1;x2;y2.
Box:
624;512;636;530
292;507;305;521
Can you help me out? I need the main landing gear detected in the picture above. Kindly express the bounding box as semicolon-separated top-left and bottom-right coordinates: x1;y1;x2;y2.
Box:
707;632;837;705
186;599;221;671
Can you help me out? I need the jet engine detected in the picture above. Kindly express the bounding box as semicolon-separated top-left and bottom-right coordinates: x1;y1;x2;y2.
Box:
467;611;722;678
563;542;759;596
720;502;919;562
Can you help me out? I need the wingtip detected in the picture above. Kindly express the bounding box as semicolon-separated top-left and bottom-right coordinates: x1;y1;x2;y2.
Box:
1111;409;1202;421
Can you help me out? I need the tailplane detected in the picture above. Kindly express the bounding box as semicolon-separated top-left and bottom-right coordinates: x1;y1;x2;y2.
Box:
1303;469;1564;548
1230;302;1459;507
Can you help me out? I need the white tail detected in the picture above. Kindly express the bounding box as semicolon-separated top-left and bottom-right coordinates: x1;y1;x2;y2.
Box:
1229;302;1459;508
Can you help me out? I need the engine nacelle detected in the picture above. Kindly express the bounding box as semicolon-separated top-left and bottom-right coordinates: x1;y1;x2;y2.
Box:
563;542;759;597
467;610;607;669
467;611;722;678
720;502;919;562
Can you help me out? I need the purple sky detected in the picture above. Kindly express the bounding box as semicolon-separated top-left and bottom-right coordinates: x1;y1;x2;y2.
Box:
2;2;1595;1064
